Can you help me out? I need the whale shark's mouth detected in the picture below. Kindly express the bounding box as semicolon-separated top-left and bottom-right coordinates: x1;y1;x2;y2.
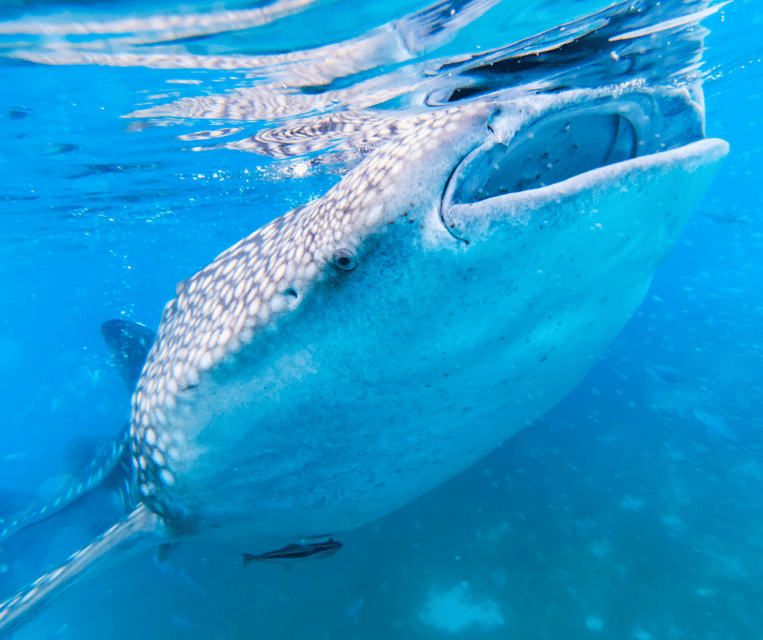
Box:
449;113;638;202
440;88;705;229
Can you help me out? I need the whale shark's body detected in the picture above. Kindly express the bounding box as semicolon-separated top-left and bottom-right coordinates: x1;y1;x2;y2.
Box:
0;0;728;634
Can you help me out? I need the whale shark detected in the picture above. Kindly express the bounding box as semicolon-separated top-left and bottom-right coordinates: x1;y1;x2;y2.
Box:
0;0;728;635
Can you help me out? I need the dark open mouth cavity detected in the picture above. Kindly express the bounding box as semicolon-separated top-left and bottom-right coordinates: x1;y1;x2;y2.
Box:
442;90;706;215
436;90;710;243
449;113;638;204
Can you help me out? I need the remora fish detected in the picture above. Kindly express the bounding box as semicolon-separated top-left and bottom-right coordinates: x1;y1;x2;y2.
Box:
0;5;728;637
242;538;343;568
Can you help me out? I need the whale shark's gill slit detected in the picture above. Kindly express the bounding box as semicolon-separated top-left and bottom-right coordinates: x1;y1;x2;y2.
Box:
439;157;471;244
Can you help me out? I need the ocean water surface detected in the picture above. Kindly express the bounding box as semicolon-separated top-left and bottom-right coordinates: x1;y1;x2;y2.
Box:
0;0;761;638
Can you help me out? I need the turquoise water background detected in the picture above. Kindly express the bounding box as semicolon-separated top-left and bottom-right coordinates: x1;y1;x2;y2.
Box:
0;0;762;638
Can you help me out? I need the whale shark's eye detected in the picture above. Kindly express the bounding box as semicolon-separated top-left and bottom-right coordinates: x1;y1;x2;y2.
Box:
332;249;356;271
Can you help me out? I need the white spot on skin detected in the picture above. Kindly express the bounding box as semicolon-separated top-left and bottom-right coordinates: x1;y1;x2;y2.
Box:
48;567;65;582
270;296;287;314
199;351;213;370
20;587;38;603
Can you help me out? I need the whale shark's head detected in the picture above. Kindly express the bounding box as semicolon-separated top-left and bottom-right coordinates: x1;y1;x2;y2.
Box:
130;83;727;541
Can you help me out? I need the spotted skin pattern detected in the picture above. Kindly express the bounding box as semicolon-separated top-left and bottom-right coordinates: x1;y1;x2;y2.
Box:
131;104;488;523
0;101;486;633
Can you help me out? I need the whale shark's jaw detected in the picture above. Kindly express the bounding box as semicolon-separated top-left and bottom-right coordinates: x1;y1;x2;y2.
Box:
130;84;726;543
441;86;705;225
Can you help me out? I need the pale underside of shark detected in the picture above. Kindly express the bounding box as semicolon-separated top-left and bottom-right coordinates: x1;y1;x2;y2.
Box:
0;0;729;635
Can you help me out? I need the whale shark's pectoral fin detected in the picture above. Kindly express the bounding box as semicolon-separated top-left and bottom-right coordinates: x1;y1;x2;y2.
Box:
0;505;165;636
0;425;133;544
101;319;156;393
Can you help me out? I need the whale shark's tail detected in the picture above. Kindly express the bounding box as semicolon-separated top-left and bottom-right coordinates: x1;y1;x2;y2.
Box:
0;427;132;546
0;505;164;636
0;320;154;546
0;319;158;634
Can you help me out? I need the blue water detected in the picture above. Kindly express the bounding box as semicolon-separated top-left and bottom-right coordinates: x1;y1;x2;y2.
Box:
1;0;762;638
